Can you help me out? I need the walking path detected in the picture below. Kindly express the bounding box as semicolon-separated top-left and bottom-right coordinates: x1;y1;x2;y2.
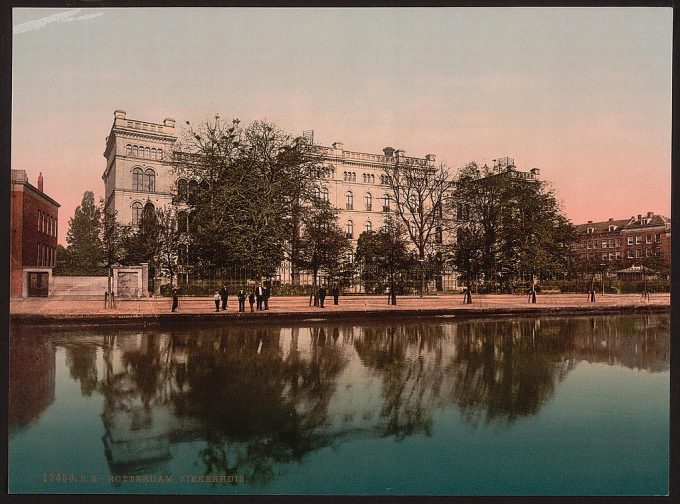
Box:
10;293;670;326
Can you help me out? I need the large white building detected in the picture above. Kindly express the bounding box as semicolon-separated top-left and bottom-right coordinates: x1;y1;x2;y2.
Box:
102;110;436;251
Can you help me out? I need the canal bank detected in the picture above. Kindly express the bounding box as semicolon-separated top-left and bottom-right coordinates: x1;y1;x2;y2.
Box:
9;293;670;328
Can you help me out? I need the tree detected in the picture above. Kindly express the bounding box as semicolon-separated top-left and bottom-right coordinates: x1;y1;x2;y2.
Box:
155;206;181;288
58;191;104;275
450;162;576;292
172;116;321;281
100;203;132;300
355;216;412;297
123;203;160;266
382;157;454;295
296;201;351;288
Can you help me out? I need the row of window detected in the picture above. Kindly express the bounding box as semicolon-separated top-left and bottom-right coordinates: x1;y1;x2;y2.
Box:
627;234;662;245
586;238;622;249
132;167;156;192
177;178;209;201
37;243;56;267
344;191;391;212
343;219;443;244
584;248;662;261
38;210;57;237
126;144;164;160
131;202;155;227
341;171;393;186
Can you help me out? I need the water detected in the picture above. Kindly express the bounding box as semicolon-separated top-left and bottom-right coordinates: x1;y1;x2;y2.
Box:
8;314;669;495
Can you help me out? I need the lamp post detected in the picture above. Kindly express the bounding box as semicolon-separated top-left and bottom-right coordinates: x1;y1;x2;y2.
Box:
600;263;606;297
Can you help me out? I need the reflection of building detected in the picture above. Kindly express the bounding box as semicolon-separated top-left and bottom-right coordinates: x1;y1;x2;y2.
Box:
10;170;61;297
9;332;56;430
574;212;671;267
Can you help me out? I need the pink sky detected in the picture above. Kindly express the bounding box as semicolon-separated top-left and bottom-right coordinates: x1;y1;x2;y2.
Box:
11;7;672;245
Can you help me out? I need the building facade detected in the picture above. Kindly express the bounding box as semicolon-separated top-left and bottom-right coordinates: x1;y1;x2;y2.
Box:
10;170;60;297
573;212;671;269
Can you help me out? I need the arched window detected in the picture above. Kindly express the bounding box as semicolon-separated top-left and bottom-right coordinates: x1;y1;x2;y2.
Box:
365;193;372;211
346;249;354;263
145;147;150;158
321;187;329;202
314;186;321;200
157;149;163;160
199;180;210;192
177;179;188;201
144;201;155;214
144;169;155;192
132;202;143;227
346;220;353;238
188;212;197;233
178;244;188;265
365;220;372;232
362;174;367;183
435;226;443;244
409;221;417;236
132;167;144;190
151;148;156;159
126;144;132;155
177;211;188;233
188;180;199;200
133;146;138;157
346;191;353;210
383;194;390;212
371;174;375;183
352;172;356;181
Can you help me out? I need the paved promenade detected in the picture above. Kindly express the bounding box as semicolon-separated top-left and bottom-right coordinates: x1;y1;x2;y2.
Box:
10;293;670;325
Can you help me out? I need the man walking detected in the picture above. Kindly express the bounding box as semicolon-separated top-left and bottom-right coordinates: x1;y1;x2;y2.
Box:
220;284;229;311
318;284;327;308
237;288;246;312
263;285;270;310
255;283;264;311
172;289;179;312
333;285;340;305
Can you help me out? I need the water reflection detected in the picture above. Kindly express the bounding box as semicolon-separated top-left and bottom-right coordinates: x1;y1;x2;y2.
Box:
9;314;669;487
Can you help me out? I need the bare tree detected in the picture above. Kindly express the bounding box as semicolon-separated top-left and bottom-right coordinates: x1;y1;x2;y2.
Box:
382;156;455;295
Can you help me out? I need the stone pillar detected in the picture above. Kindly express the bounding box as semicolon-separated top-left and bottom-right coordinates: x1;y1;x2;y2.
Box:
141;263;149;298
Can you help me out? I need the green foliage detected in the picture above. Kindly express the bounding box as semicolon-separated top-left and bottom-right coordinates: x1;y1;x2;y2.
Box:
355;216;413;294
296;201;352;286
57;191;105;275
172;117;321;279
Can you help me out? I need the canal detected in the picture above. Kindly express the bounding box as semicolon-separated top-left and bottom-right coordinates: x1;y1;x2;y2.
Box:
8;313;669;495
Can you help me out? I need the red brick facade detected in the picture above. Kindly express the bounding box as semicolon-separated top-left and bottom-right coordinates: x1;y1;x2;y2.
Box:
574;212;671;270
10;170;60;297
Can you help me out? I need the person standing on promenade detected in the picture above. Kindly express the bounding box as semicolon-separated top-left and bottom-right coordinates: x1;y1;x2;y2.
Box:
248;290;255;312
529;286;537;304
237;288;246;312
263;285;270;310
213;291;221;311
255;283;264;310
172;289;179;312
318;284;327;308
309;287;317;307
333;285;340;305
220;284;229;311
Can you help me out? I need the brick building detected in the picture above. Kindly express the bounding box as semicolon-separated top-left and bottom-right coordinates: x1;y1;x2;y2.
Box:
574;211;671;271
10;170;60;297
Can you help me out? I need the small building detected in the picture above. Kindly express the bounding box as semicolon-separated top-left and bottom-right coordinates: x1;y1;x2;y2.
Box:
10;170;60;297
616;265;656;281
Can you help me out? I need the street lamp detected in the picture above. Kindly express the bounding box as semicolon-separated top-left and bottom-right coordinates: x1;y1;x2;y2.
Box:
600;263;606;297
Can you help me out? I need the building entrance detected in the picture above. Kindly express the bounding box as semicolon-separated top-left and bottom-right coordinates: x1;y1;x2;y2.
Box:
27;272;49;297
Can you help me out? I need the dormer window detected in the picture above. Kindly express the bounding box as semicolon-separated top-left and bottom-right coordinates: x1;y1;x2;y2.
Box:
608;225;616;232
587;227;594;234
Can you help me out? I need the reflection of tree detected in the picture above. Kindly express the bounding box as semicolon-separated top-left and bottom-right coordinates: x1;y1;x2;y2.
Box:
354;323;447;439
451;319;573;426
65;344;98;396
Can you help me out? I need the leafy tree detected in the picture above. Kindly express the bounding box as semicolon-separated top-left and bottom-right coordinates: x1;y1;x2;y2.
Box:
155;206;181;288
123;203;160;266
296;201;351;287
355;216;412;295
172;116;320;281
100;202;132;298
59;191;104;275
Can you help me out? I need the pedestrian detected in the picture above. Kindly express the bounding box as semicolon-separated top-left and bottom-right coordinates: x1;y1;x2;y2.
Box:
333;285;340;305
263;285;270;310
318;284;327;308
220;284;229;311
309;288;317;307
237;288;246;312
111;291;116;308
248;290;255;312
104;291;108;308
387;286;392;305
172;289;179;312
213;291;221;311
255;283;263;310
528;286;537;304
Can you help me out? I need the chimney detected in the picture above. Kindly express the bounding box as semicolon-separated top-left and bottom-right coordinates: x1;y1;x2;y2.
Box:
163;117;176;129
637;214;642;221
587;220;593;224
425;153;436;162
647;211;653;218
609;218;613;221
383;147;395;157
37;172;44;192
332;141;344;150
395;149;405;158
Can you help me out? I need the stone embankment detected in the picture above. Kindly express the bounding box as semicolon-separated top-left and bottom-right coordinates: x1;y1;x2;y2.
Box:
9;293;670;328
